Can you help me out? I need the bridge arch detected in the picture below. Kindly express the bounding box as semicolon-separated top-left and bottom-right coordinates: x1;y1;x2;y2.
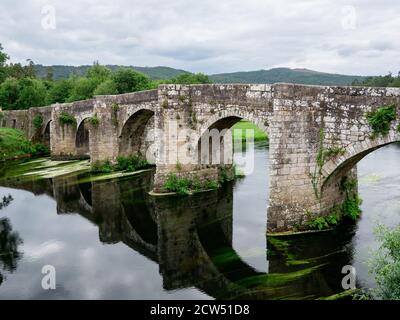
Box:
196;110;269;166
197;110;269;139
75;118;91;158
321;133;400;189
118;108;155;158
40;120;52;148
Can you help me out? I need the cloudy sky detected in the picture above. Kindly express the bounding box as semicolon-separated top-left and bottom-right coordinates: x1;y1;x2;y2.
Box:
1;0;399;75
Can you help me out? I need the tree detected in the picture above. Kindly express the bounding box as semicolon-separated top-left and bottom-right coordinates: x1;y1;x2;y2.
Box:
112;68;153;94
67;77;98;102
93;80;118;96
16;78;47;109
86;62;112;82
25;59;36;78
171;73;212;84
369;224;400;300
0;217;23;283
0;78;20;110
0;44;9;83
46;79;74;104
45;66;54;81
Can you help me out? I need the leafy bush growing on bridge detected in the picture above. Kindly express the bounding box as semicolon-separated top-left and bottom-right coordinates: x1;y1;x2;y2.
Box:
32;113;43;130
115;155;150;172
340;177;362;221
91;160;113;173
163;173;219;196
323;146;346;159
366;104;397;138
111;103;119;126
88;114;99;128
58;112;77;128
90;155;151;174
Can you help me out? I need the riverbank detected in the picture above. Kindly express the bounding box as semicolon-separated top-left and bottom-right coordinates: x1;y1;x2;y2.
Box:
232;120;269;143
0;128;48;161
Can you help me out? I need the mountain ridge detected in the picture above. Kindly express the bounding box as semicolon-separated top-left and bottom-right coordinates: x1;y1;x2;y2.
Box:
35;65;367;86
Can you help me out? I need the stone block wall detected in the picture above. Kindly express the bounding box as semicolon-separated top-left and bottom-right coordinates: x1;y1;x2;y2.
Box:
2;83;400;232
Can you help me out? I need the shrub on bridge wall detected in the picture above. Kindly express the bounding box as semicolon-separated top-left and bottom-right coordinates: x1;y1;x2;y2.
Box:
366;104;397;138
306;176;362;231
111;103;119;126
90;155;151;174
58;112;77;128
88;114;100;128
340;177;362;221
32;114;43;130
306;212;340;231
163;173;219;196
115;155;150;172
323;146;346;159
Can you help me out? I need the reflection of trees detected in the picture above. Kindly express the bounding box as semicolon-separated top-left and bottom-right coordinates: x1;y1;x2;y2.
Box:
0;195;13;210
0;194;23;286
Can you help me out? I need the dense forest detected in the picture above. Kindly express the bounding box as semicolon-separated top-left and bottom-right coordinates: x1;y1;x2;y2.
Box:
352;73;400;87
210;68;367;85
0;44;211;111
35;65;368;86
34;64;189;81
1;41;399;111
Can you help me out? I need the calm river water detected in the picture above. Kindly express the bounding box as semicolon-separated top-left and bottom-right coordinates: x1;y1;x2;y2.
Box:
0;142;399;299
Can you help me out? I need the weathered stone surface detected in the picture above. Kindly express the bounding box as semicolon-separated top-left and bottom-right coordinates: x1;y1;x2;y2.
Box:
2;83;400;232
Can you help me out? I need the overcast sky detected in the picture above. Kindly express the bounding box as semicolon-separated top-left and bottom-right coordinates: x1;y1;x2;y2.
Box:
1;0;399;75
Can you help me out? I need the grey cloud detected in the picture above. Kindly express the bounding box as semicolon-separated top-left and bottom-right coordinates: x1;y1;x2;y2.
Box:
0;0;399;75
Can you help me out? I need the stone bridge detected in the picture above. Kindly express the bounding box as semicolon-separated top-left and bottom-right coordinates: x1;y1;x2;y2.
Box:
1;83;400;232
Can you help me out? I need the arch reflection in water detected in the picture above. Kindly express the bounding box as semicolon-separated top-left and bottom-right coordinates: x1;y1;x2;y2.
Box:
1;170;356;299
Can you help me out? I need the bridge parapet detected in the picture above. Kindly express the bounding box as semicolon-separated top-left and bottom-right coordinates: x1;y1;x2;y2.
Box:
1;83;400;232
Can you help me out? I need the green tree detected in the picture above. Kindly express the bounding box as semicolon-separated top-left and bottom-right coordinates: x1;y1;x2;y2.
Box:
112;68;153;94
25;59;36;78
0;78;20;110
5;63;26;80
45;66;54;81
46;79;74;104
93;79;118;95
16;78;46;109
67;77;98;102
353;72;400;88
86;62;111;82
369;224;400;300
171;73;212;84
0;44;9;83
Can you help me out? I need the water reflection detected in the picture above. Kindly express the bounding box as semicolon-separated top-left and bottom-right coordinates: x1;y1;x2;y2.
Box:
0;195;23;287
1;143;399;299
0;166;356;299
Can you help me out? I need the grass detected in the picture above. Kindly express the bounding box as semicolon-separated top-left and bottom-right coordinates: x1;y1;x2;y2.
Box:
163;173;219;196
90;155;152;174
0;128;49;161
232;120;268;143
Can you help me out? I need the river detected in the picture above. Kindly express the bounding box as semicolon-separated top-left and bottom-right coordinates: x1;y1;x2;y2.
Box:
0;142;399;299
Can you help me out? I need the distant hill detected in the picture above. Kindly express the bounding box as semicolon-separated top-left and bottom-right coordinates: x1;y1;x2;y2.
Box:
35;65;367;86
34;64;189;80
210;68;367;86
